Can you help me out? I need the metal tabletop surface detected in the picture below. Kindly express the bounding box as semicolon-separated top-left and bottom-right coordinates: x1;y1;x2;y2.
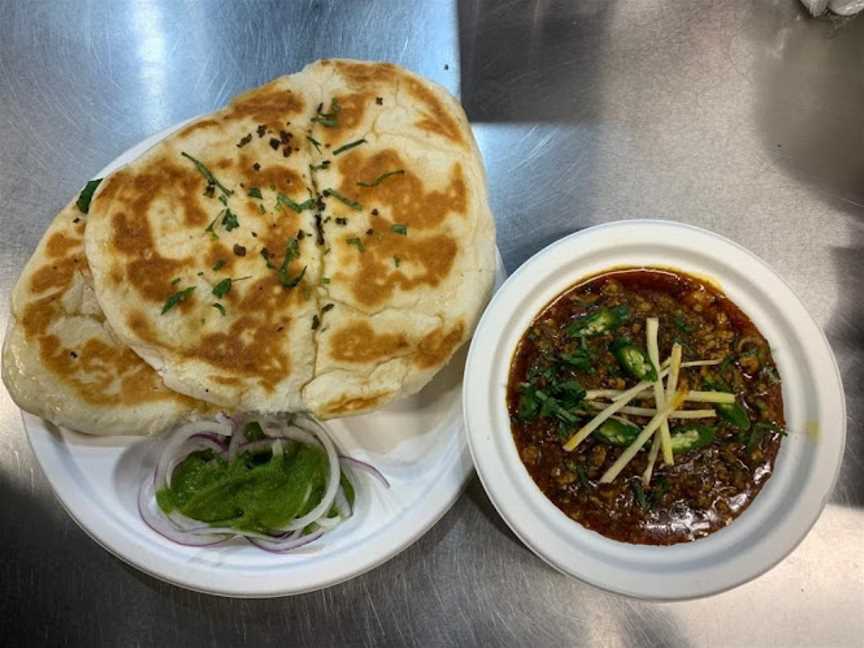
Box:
1;1;862;646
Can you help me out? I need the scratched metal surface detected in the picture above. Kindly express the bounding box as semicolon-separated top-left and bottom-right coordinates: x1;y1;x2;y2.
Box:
0;0;861;645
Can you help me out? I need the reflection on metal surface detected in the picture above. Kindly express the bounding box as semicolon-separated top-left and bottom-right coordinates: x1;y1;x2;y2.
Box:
130;1;169;128
0;0;862;645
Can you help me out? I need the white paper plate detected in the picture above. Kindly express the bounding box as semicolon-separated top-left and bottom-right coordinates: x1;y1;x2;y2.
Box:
463;220;846;600
22;120;505;598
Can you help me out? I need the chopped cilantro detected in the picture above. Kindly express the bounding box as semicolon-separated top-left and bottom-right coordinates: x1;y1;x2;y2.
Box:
346;237;365;252
161;286;195;315
221;209;239;231
276;239;305;288
277;193;316;213
247;187;263;199
323;188;362;210
631;481;649;510
279;265;306;288
260;248;272;268
390;223;408;235
212;259;226;272
358;170;405;187
332;139;367;156
76;178;102;214
306;135;322;153
180;152;233;197
212;303;226;316
212;278;233;298
204;217;219;240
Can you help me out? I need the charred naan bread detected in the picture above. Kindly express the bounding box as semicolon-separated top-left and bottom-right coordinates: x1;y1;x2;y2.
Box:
300;60;496;417
84;81;323;411
2;198;208;435
84;59;496;417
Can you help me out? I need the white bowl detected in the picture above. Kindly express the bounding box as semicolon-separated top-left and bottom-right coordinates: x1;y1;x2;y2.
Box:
463;220;846;600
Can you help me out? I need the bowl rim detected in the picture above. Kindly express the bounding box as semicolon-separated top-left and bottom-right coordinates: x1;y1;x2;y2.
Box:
463;219;846;600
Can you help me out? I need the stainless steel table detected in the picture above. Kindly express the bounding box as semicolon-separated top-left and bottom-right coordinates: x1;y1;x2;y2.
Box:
1;1;861;646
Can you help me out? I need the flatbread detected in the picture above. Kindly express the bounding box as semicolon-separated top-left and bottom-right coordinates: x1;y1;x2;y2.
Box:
300;60;496;416
84;59;496;417
84;79;322;411
2;198;208;435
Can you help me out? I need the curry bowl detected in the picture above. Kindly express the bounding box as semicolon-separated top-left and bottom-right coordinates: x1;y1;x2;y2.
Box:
463;220;845;600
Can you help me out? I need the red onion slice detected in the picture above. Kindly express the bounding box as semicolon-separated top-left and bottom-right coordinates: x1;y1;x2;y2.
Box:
278;415;340;531
155;420;231;491
248;529;326;553
139;413;388;554
334;486;352;518
138;473;232;547
165;436;229;488
340;456;391;488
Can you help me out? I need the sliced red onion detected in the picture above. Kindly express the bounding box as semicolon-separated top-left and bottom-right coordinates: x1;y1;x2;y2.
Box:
138;473;231;547
189;432;229;448
227;416;249;461
140;413;385;554
155;419;231;491
248;529;325;553
166;436;229;489
334;486;352;518
237;439;278;455
314;515;342;529
340;456;391;489
277;415;340;531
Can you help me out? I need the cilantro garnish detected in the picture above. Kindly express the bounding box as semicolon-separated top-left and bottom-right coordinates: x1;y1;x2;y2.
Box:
346;237;365;252
180;152;233;197
323;188;361;210
357;170;405;187
161;286;195;315
221;208;239;231
332;139;366;155
76;178;103;214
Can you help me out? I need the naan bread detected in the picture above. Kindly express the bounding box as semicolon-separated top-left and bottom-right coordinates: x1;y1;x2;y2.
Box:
84;59;496;417
2;198;208;435
300;60;496;416
85;82;322;411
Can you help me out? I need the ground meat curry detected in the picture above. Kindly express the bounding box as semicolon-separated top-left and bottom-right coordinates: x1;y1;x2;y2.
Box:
507;268;786;545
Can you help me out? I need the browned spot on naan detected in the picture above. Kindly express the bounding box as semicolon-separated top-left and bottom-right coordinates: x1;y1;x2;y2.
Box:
106;164;207;303
212;375;242;386
414;322;464;369
322;92;371;142
29;255;81;295
184;315;293;389
329;322;409;363
226;81;304;125
46;232;80;258
404;77;465;146
332;148;465;306
126;256;189;303
20;281;190;407
327;60;465;146
178;118;221;138
330;60;399;87
319;392;390;416
205;244;235;273
239;158;303;195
